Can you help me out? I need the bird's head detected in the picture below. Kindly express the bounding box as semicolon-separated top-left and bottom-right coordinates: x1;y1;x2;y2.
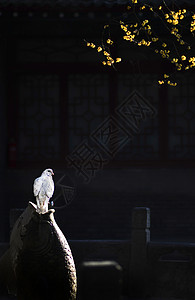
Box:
42;168;54;177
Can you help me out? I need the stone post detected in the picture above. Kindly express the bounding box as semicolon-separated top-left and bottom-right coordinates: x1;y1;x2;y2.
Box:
129;207;150;297
80;260;123;300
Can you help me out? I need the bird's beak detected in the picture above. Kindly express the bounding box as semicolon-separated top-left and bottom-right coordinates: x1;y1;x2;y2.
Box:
52;171;54;175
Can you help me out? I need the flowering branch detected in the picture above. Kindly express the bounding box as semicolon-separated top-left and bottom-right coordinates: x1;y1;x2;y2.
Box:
85;0;195;86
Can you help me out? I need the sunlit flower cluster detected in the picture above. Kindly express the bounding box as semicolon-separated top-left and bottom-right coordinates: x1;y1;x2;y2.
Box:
170;27;185;45
189;57;195;68
158;79;177;86
86;39;121;67
158;74;177;86
191;15;195;32
161;49;170;58
138;40;151;46
164;9;186;25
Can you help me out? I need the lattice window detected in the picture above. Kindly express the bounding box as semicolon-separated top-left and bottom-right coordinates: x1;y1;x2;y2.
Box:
17;74;60;161
16;38;98;63
68;74;110;152
168;74;195;159
115;74;159;160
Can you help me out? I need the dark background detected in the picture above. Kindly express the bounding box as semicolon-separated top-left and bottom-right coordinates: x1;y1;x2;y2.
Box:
0;0;195;244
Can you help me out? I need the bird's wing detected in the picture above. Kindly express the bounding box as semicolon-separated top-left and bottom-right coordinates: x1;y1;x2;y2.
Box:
43;177;54;199
33;177;43;197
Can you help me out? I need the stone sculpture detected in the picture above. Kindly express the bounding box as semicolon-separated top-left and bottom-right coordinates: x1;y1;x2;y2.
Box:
0;170;77;300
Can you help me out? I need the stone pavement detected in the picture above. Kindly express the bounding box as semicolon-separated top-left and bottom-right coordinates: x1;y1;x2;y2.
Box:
123;298;182;300
0;296;184;300
122;297;184;300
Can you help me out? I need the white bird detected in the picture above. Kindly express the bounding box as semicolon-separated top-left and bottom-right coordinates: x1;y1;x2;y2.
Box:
33;168;54;214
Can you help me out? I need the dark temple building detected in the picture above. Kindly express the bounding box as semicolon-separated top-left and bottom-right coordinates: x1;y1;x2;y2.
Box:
0;0;195;244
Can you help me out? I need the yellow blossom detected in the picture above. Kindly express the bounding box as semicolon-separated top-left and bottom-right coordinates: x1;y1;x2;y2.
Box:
172;13;179;20
181;55;186;60
116;58;122;63
159;6;162;10
121;25;128;32
142;20;148;26
172;20;179;25
172;27;178;32
162;43;167;47
189;57;195;62
123;34;135;41
97;47;102;52
107;39;113;45
132;0;137;3
158;80;164;85
104;51;110;56
164;74;169;78
169;82;177;86
102;61;106;65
